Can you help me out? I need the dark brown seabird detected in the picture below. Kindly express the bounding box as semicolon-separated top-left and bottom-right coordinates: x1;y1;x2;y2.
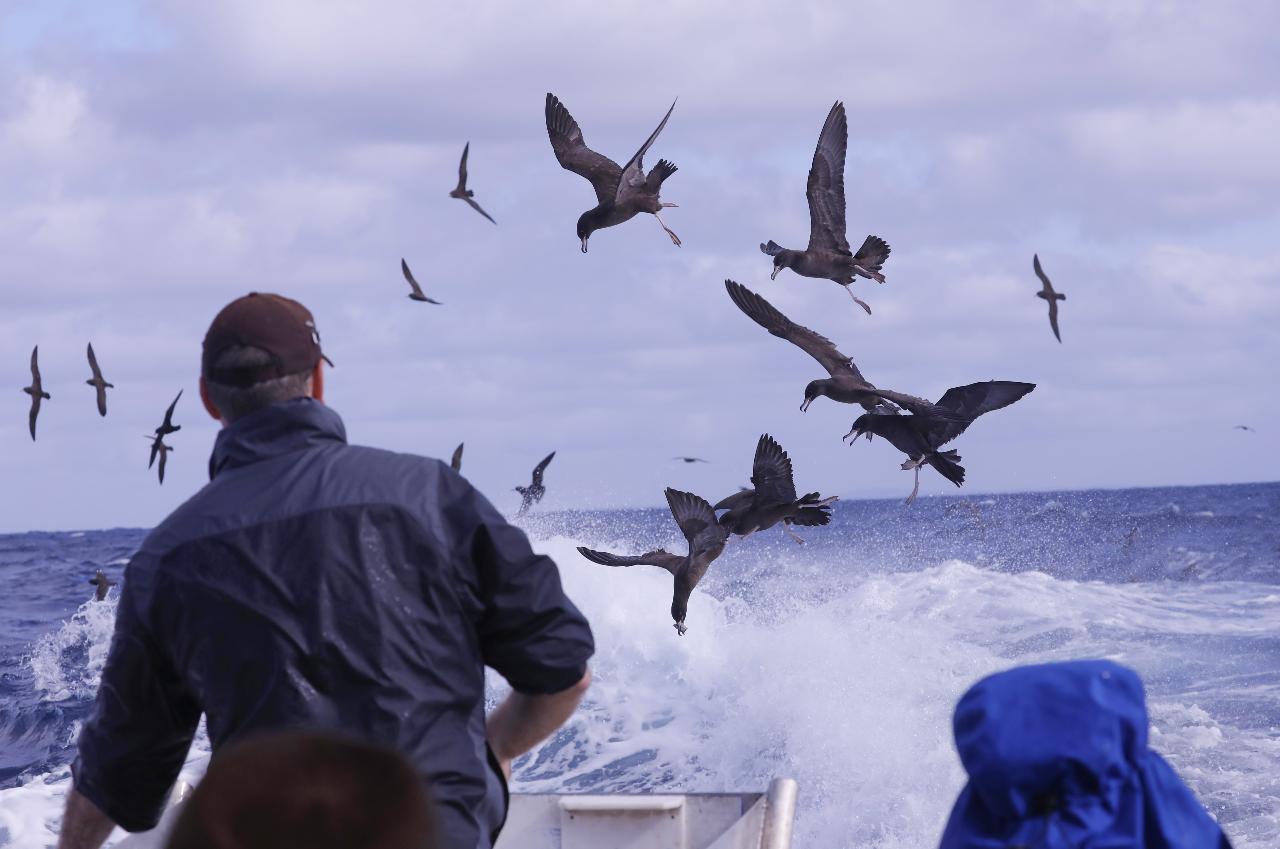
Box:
85;343;113;417
673;456;708;464
761;101;891;314
451;442;464;472
1033;254;1066;343
22;346;51;441
88;569;117;601
715;434;837;544
145;434;174;484
449;142;497;224
846;381;1036;504
515;451;555;517
725;280;897;418
154;390;182;438
545;93;680;252
401;258;442;304
578;487;729;635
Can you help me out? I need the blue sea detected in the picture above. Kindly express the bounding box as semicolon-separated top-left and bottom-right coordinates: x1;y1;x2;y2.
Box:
1;482;1278;848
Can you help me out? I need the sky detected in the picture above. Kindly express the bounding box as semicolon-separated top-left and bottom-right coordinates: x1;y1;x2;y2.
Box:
1;0;1278;532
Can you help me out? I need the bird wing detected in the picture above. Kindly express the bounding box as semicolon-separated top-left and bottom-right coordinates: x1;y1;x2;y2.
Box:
865;388;939;417
751;434;798;505
401;258;426;297
531;451;556;487
161;390;183;431
158;446;167;484
1033;253;1056;297
30;345;39;384
1047;296;1061;342
725;280;865;380
930;381;1036;446
28;397;39;441
806;102;851;255
545;93;623;204
148;435;160;468
87;343;103;380
450;443;464;472
456;142;470;193
664;487;720;547
614;99;676;205
463;196;496;224
577;545;682;575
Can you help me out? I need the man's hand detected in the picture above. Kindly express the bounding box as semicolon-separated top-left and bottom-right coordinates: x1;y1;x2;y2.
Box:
486;668;591;779
57;788;117;849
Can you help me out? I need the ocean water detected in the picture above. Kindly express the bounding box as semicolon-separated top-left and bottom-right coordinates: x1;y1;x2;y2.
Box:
1;482;1278;848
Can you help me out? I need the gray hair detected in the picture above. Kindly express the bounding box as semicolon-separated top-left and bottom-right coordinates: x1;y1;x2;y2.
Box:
204;346;314;423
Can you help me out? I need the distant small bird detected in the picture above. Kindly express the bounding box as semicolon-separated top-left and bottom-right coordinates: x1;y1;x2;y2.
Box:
725;280;896;416
1233;425;1255;433
545;93;680;252
145;434;174;484
715;434;837;544
21;345;51;441
449;142;497;224
578;487;728;635
1033;254;1066;343
673;456;708;464
760;102;890;314
85;343;113;417
515;451;556;517
401;258;442;304
154;390;182;439
88;569;117;601
451;442;464;472
847;381;1036;504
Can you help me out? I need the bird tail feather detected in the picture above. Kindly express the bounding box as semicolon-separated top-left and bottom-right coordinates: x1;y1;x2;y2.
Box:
930;450;965;487
649;158;678;186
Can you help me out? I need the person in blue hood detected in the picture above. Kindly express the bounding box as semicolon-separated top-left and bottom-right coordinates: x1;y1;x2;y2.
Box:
939;659;1231;849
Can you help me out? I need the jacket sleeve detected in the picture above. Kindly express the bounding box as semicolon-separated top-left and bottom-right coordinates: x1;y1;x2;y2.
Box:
72;571;202;832
449;480;594;694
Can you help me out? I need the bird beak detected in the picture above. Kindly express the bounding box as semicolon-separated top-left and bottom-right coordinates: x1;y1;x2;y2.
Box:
580;236;589;253
770;267;781;280
800;397;812;412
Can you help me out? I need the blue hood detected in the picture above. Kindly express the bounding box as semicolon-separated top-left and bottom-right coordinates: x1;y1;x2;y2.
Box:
939;660;1231;849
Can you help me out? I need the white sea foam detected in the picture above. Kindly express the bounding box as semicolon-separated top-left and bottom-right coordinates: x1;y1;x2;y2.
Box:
2;532;1277;849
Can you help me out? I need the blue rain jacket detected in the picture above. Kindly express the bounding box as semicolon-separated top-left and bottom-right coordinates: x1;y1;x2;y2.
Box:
73;399;594;849
939;660;1231;849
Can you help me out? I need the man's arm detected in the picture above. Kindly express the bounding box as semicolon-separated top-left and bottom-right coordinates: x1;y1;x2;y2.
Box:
57;789;117;849
486;669;591;778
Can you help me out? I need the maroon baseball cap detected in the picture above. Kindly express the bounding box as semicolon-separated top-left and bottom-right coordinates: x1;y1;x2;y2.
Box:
202;293;333;388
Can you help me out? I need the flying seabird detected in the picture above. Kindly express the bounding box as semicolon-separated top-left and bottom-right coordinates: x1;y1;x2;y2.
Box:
846;381;1036;504
154;390;182;439
1234;425;1255;433
449;142;497;224
85;343;113;417
760;102;891;314
145;434;174;484
21;345;50;441
673;456;709;464
401;258;442;304
715;434;837;544
88;569;117;601
451;442;464;472
725;280;897;417
515;451;555;517
545;93;680;252
1033;254;1066;343
578;487;729;635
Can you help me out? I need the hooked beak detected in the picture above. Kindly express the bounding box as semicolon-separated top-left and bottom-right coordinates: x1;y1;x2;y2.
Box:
800;397;813;412
770;266;781;280
580;236;589;253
